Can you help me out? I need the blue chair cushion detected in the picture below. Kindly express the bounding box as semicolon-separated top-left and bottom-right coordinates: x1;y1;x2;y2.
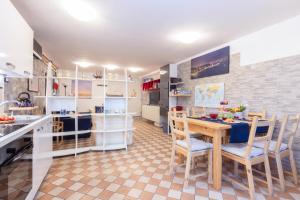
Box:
222;143;264;158
176;138;212;152
253;140;288;152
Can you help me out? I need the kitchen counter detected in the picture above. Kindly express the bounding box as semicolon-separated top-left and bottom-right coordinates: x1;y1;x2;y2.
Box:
0;115;53;200
0;115;47;149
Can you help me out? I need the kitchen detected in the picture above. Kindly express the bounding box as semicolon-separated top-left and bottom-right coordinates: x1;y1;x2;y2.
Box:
1;0;300;200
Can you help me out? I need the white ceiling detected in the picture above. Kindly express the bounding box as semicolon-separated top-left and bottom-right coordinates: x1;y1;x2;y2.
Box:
11;0;300;75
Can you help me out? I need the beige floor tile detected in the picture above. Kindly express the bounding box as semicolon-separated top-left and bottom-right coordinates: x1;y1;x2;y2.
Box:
34;119;298;200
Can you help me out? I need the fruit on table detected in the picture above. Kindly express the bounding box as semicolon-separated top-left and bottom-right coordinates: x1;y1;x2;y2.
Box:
224;118;234;123
227;105;246;113
0;114;15;121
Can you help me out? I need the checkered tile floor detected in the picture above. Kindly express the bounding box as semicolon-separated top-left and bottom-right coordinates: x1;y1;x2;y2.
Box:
35;118;300;200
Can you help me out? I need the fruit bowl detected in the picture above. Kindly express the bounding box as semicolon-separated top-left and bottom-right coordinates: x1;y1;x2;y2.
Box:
209;113;218;119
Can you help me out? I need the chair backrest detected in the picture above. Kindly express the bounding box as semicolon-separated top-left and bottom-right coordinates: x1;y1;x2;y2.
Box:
187;106;206;117
170;107;187;118
248;110;266;120
287;114;300;149
245;115;276;157
273;114;300;151
168;112;191;149
274;114;289;153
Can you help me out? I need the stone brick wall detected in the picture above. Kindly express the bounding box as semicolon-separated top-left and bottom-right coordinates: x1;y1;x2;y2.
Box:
177;53;300;172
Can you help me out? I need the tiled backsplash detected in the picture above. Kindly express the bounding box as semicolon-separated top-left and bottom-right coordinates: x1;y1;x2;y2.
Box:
177;53;300;172
4;58;47;114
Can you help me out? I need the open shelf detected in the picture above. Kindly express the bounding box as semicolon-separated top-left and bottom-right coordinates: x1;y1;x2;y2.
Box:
170;82;184;85
41;65;135;156
9;106;39;111
34;76;135;83
34;96;75;99
170;94;191;97
35;96;137;99
46;127;136;136
105;79;135;83
34;76;102;81
51;112;136;118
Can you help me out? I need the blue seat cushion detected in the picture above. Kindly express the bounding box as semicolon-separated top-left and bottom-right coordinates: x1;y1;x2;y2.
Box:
222;143;264;158
176;138;212;152
253;140;288;152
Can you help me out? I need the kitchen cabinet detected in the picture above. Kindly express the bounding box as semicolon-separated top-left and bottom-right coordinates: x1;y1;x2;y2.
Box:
142;105;161;126
31;117;53;199
0;0;33;76
0;116;52;200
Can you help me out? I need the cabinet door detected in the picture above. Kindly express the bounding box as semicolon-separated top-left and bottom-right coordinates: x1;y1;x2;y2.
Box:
0;0;33;76
33;119;53;194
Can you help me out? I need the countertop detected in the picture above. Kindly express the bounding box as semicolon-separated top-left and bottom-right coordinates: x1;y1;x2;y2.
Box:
0;115;50;148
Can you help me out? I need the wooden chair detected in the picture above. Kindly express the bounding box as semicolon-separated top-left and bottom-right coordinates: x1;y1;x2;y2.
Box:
171;107;187;117
254;114;300;191
168;108;187;134
169;112;212;188
186;106;206;117
248;110;266;120
53;117;64;144
221;116;276;200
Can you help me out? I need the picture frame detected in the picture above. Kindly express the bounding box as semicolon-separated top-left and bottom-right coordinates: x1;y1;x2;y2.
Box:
195;82;224;108
71;80;92;97
191;46;230;79
28;77;39;92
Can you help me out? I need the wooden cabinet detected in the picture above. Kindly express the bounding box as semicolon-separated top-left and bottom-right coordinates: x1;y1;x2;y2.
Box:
142;105;161;125
0;0;33;76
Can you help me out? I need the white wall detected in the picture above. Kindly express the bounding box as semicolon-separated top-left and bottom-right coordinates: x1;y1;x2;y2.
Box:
176;15;300;66
128;77;142;116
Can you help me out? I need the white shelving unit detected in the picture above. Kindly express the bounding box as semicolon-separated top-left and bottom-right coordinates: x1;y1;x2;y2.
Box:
35;63;136;157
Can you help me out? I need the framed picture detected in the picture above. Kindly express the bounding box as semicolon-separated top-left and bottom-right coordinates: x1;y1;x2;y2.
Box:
71;80;92;97
28;77;39;92
191;46;230;79
195;83;224;108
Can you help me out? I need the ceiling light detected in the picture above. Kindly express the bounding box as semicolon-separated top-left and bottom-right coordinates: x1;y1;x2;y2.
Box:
0;53;7;58
74;61;93;68
62;0;98;22
104;64;119;71
128;67;143;73
170;31;205;44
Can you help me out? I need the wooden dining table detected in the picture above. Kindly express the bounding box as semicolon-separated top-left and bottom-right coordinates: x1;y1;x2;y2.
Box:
186;118;231;190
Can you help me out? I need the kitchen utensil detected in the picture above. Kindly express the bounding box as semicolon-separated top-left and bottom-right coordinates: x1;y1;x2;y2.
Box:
17;92;33;107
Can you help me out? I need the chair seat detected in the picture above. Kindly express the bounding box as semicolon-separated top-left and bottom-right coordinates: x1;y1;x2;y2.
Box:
222;143;264;158
253;140;288;152
176;138;212;152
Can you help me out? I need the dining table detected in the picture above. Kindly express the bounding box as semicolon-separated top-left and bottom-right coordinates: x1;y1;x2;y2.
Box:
186;118;231;190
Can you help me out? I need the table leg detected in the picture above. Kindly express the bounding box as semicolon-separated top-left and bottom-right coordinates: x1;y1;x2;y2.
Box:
213;133;222;190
